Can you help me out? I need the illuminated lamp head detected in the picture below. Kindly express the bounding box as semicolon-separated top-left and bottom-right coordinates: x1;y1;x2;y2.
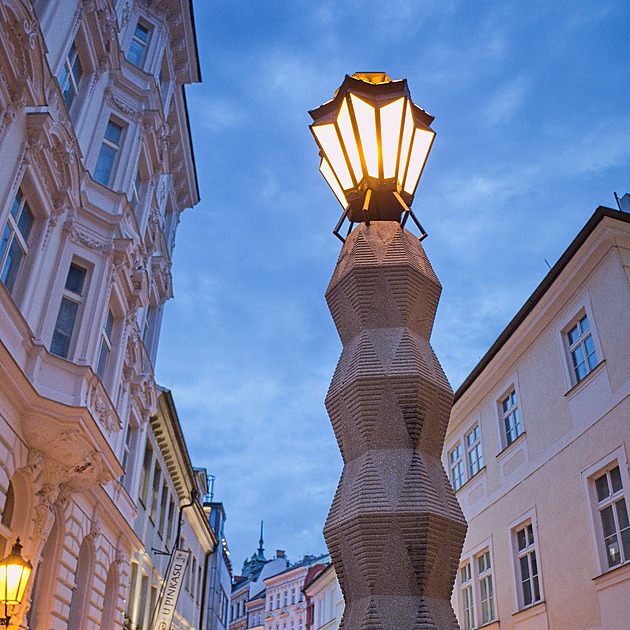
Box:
309;72;435;240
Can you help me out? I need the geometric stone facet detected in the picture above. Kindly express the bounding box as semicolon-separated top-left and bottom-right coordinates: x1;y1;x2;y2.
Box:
324;222;466;630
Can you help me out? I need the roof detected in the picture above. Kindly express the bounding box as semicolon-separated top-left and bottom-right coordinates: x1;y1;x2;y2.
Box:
453;206;630;403
263;553;330;583
303;563;332;591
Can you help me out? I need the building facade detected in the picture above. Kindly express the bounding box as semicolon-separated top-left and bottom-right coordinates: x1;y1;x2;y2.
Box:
262;555;327;630
444;206;630;630
303;564;342;630
204;501;232;630
125;389;217;630
0;0;200;628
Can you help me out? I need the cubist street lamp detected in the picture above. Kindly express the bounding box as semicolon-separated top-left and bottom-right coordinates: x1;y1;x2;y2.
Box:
309;72;435;240
309;73;466;630
0;538;32;627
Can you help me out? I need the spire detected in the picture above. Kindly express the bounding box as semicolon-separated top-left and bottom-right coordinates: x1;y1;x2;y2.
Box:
257;520;264;558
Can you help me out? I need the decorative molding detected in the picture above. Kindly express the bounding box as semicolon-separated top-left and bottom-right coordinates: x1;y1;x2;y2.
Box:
67;225;112;255
25;449;44;479
89;383;121;435
106;90;140;122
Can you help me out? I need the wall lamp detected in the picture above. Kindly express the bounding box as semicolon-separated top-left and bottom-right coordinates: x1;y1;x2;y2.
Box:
0;538;32;627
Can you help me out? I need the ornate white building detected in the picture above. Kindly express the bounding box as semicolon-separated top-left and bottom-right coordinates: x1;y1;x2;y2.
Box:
0;0;202;628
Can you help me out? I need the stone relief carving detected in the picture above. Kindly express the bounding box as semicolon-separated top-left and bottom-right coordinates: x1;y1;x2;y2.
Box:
67;225;112;255
106;90;140;121
89;383;121;435
25;449;44;479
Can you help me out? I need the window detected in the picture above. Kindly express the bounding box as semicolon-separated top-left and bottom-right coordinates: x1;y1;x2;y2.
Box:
97;308;114;379
131;170;143;216
150;461;161;523
120;423;132;483
127;19;151;67
94;119;124;186
50;263;87;358
477;551;495;624
158;482;168;538
58;41;83;110
500;388;522;447
1;188;34;295
457;549;495;630
166;497;175;548
594;465;629;568
139;441;153;506
515;523;541;608
283;590;288;606
567;314;598;383
459;563;474;630
465;425;483;477
449;443;465;491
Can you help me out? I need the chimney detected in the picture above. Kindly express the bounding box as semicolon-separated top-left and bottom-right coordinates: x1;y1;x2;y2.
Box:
276;550;285;559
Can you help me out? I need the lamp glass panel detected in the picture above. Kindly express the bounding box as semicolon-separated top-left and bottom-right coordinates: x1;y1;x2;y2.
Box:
403;127;434;195
398;101;414;187
312;124;353;189
337;98;362;183
350;94;378;178
380;98;404;179
0;562;30;605
320;158;348;209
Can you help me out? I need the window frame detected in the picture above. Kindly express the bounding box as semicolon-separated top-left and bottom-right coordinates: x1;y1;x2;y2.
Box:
96;307;115;380
58;39;84;112
457;542;497;629
126;17;153;69
449;442;465;491
93;117;126;188
582;447;630;575
509;512;543;611
555;296;604;391
50;261;89;360
0;187;35;297
465;423;484;478
564;311;600;385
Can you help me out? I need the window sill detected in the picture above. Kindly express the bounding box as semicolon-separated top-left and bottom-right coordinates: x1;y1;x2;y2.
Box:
496;431;526;460
593;559;630;589
454;466;487;494
564;359;606;398
512;599;546;621
475;621;500;630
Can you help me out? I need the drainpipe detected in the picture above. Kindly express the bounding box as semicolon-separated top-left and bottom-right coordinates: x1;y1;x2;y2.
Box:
199;546;215;630
175;489;198;548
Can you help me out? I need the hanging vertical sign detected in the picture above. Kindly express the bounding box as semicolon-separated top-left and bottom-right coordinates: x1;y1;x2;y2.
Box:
152;549;190;630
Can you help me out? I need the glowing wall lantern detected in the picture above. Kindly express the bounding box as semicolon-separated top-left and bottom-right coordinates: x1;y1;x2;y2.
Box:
0;539;32;627
309;72;435;240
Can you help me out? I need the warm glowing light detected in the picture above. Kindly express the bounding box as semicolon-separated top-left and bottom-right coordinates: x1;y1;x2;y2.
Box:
320;158;348;209
403;127;434;195
309;73;435;235
350;94;379;178
0;540;32;606
380;98;404;179
312;124;353;189
398;102;414;185
337;99;361;183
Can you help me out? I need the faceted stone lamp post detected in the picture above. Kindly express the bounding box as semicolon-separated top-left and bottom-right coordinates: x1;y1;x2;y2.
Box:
309;73;467;630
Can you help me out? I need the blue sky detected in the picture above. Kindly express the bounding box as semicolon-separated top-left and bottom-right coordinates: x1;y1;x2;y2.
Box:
155;0;630;570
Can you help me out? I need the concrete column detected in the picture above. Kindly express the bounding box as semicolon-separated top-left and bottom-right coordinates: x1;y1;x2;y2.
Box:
324;221;467;630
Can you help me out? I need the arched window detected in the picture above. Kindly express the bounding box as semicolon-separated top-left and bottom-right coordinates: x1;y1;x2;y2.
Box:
67;537;94;630
101;562;120;630
27;506;62;628
1;481;14;528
